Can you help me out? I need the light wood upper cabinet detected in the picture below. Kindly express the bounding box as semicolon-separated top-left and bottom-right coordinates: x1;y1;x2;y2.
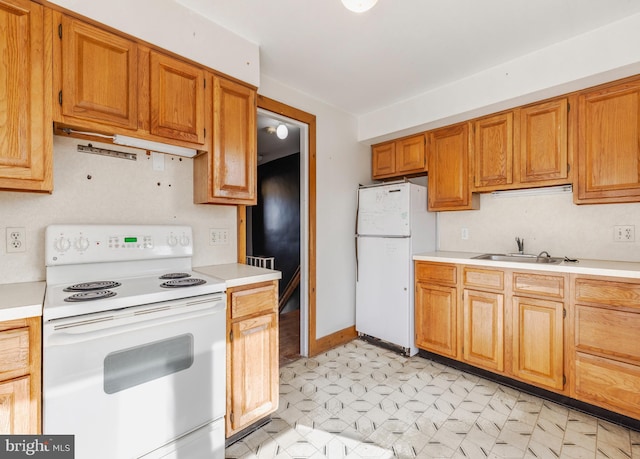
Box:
371;134;426;180
54;14;138;130
0;0;52;193
226;281;278;437
194;74;257;205
517;98;569;185
427;123;479;211
473;112;514;189
0;317;41;434
371;142;395;178
472;98;571;192
149;50;205;144
575;78;640;204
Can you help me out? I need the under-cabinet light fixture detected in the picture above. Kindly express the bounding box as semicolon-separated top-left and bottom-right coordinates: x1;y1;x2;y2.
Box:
112;135;197;158
490;185;572;198
59;129;198;158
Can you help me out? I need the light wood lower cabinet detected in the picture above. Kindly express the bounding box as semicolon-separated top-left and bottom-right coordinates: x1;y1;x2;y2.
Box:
414;262;458;358
226;281;278;437
511;296;564;390
416;263;568;395
572;276;640;419
0;317;41;434
463;289;504;372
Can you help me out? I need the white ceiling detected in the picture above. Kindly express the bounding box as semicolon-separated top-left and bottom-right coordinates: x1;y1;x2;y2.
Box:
176;0;640;117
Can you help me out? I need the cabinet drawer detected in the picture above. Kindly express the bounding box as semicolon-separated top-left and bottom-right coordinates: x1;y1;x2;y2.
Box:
575;277;640;310
0;328;29;380
575;305;640;364
575;352;640;419
230;282;278;319
415;262;457;285
463;267;504;290
513;272;565;299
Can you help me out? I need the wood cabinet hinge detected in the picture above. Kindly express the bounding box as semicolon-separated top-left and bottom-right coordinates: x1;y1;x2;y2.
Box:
58;90;62;106
567;102;570;112
204;127;206;138
229;411;234;423
563;374;566;386
58;23;62;39
563;308;566;319
567;163;570;174
204;79;206;89
229;330;233;342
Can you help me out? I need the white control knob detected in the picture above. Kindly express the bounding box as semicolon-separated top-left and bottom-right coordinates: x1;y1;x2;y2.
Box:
54;237;71;253
179;235;190;247
167;235;178;247
75;237;90;251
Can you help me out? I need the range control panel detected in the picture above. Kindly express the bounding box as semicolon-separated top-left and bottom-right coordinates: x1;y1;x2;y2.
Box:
45;225;193;266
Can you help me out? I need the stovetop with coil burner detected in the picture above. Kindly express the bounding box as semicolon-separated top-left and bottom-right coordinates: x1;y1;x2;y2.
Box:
44;225;226;322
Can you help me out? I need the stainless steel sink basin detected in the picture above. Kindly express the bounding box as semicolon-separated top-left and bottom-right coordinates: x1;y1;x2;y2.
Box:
472;253;565;264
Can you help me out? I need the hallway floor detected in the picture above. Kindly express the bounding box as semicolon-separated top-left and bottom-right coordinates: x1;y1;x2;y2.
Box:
226;339;639;459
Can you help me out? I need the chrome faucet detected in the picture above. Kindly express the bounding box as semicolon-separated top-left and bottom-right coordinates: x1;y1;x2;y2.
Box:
515;237;524;254
536;251;550;260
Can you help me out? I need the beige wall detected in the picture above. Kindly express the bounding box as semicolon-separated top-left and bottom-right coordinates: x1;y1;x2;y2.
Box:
0;136;237;284
438;191;640;262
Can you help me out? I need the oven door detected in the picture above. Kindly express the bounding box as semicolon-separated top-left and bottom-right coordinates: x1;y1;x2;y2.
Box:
43;294;226;459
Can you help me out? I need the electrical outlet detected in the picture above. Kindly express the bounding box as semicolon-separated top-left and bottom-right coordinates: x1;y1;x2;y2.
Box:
461;228;469;240
6;227;26;253
614;225;635;242
209;228;229;245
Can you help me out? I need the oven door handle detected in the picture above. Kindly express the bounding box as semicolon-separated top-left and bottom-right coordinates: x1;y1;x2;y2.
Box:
46;302;224;346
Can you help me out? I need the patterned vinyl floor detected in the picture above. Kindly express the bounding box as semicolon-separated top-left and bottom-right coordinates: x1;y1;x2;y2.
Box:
225;339;640;459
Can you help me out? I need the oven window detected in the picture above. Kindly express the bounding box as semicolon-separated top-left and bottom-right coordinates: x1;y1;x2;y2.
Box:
104;334;194;394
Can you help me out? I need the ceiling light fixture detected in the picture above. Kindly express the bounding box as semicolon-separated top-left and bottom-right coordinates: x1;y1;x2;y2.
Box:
341;0;378;13
276;124;288;139
265;124;289;140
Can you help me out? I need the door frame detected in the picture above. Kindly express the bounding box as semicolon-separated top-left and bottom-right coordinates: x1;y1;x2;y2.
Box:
238;95;318;356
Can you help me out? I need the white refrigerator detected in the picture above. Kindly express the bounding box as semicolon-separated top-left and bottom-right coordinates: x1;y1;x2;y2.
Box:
355;181;436;356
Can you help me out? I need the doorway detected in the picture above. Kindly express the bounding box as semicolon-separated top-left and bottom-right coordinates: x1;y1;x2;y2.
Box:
244;96;317;360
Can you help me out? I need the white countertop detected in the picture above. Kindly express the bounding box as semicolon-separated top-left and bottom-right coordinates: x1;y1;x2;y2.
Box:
194;263;281;288
413;251;640;279
0;281;45;321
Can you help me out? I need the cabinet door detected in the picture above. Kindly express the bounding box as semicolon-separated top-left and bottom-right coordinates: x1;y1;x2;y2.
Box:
210;75;257;204
149;51;205;144
0;376;31;433
576;78;640;203
0;0;52;192
396;134;426;174
473;112;513;190
372;142;395;178
427;123;478;211
463;289;504;372
512;296;564;390
58;15;137;129
415;283;457;358
517;98;569;185
228;312;278;433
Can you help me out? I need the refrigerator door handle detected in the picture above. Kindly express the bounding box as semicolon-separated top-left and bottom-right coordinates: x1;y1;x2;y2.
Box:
355;236;359;282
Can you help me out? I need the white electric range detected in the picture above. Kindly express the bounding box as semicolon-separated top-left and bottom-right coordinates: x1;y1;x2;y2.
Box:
42;224;227;459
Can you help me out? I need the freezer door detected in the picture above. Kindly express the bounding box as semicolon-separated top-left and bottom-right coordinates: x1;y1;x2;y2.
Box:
355;236;414;352
357;183;411;236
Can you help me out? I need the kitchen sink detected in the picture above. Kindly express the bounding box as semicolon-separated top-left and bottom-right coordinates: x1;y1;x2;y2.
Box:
472;253;565;264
